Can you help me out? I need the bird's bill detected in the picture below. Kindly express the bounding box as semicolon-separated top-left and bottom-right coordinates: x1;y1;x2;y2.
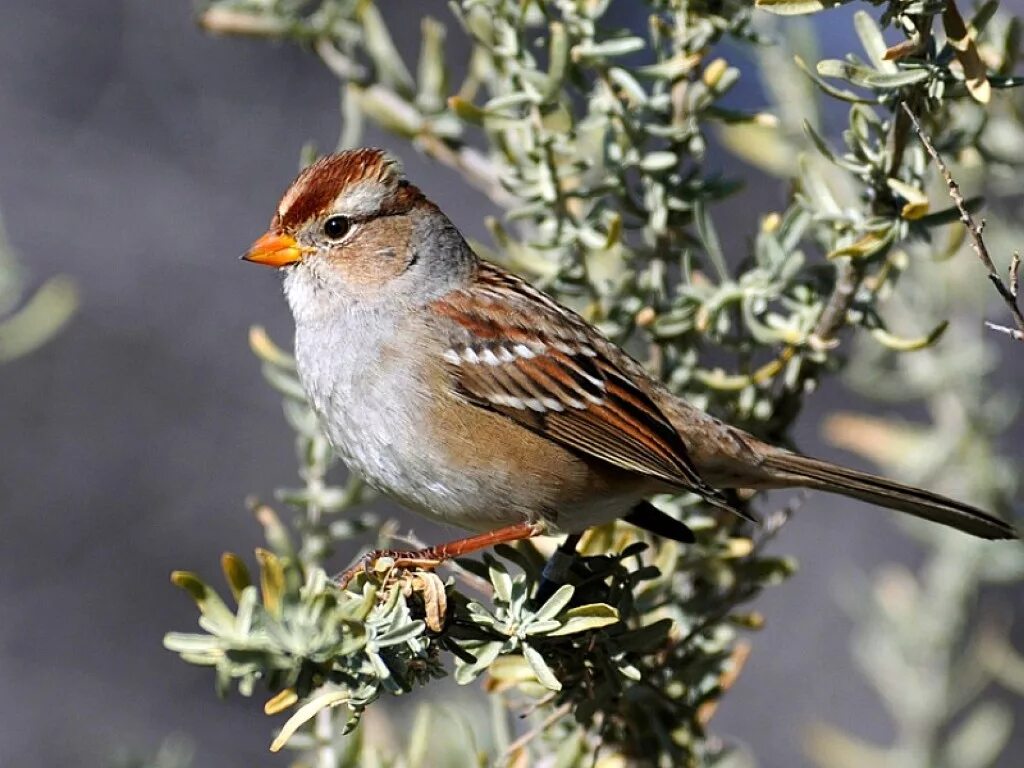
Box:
242;231;309;267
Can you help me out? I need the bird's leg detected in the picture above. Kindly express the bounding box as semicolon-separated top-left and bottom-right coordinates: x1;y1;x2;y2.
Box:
533;532;583;605
335;520;546;588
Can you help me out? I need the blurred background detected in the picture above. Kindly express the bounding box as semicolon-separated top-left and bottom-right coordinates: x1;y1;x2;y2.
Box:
0;1;1021;766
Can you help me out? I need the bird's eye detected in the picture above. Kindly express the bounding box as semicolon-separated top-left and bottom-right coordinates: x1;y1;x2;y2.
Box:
323;215;352;241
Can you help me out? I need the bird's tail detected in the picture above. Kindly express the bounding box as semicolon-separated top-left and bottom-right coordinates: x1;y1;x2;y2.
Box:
761;451;1016;540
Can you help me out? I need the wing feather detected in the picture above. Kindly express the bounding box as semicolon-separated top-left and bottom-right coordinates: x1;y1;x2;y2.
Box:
432;263;733;509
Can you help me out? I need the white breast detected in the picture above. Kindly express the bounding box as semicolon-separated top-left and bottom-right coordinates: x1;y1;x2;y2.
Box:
283;270;648;534
288;287;518;530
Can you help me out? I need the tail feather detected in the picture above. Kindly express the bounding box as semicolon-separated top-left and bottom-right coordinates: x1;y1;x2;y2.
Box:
762;452;1017;540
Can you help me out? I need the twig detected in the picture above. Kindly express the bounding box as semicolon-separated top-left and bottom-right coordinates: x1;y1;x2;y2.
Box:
502;702;572;759
901;103;1024;342
414;133;517;209
199;8;515;210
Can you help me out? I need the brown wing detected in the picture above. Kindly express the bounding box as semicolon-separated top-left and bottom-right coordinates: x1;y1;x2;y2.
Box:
431;262;732;510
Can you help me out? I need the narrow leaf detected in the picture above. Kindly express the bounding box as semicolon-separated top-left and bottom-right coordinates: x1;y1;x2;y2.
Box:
522;645;562;691
255;548;286;619
270;690;350;752
221;553;253;603
755;0;848;14
533;584;575;622
170;571;235;629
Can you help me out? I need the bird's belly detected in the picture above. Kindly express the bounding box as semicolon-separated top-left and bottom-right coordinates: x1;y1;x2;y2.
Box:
299;328;649;533
314;378;531;531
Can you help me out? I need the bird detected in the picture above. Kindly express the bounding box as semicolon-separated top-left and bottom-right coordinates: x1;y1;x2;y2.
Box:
242;148;1017;583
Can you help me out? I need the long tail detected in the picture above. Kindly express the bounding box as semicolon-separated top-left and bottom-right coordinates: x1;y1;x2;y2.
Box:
761;451;1017;540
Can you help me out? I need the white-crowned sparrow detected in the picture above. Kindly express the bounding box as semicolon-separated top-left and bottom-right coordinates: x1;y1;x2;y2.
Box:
243;149;1016;581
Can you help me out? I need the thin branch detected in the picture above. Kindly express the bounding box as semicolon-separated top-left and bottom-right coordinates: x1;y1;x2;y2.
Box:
502;703;573;759
901;103;1024;342
200;6;515;209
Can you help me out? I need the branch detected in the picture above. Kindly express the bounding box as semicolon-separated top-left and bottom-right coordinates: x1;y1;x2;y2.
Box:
901;102;1024;342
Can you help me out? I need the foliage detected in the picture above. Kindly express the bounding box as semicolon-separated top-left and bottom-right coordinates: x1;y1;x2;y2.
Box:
167;0;1023;765
806;251;1024;768
0;212;76;363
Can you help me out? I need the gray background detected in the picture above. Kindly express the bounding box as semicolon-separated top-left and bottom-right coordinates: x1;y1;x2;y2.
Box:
0;2;1020;766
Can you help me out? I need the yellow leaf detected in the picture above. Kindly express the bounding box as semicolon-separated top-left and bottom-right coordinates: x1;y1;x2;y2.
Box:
827;229;893;260
264;688;298;715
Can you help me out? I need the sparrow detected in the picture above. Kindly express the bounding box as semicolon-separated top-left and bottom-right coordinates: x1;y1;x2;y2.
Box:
242;148;1017;581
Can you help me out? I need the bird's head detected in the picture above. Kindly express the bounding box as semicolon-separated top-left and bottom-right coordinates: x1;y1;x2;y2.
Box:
243;148;474;312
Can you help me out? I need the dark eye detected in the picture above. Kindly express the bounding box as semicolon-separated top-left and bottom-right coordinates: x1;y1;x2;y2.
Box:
323;215;351;241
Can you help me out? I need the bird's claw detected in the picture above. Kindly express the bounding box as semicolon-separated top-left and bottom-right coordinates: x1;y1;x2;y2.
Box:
334;548;446;589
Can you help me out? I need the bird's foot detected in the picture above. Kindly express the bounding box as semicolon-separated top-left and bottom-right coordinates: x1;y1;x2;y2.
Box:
334;520;547;590
334;547;446;589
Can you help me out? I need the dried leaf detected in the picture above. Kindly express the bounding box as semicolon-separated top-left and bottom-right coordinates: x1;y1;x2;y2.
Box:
270;690;350;752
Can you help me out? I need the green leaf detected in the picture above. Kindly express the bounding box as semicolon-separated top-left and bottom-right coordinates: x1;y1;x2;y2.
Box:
489;562;513;603
163;632;221;656
532;584;575;622
853;11;895;72
454;641;503;685
817;59;929;89
794;56;874;104
755;0;849;15
572;37;645;60
0;275;77;363
353;85;423;138
803;119;836;162
694;199;729;281
448;95;485;125
943;702;1013;768
248;326;294;369
915;197;983;226
541;22;569;101
870;320;948;351
358;3;415;96
260;363;307;401
522;645;562;691
548;604;620;636
375;620;425;648
170;571;236;630
416;17;447;113
640;151;678;172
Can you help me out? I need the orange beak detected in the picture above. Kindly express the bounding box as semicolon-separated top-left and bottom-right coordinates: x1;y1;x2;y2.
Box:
241;231;308;268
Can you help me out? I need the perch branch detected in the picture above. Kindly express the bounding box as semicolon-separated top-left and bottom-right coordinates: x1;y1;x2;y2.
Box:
901;103;1024;342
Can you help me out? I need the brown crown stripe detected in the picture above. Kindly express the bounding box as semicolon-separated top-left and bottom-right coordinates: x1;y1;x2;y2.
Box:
274;149;423;231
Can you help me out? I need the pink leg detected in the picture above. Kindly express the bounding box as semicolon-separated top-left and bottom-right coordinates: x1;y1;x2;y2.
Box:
336;520;546;587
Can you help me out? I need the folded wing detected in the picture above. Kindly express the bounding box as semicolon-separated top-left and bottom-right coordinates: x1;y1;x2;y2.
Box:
431;263;736;513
